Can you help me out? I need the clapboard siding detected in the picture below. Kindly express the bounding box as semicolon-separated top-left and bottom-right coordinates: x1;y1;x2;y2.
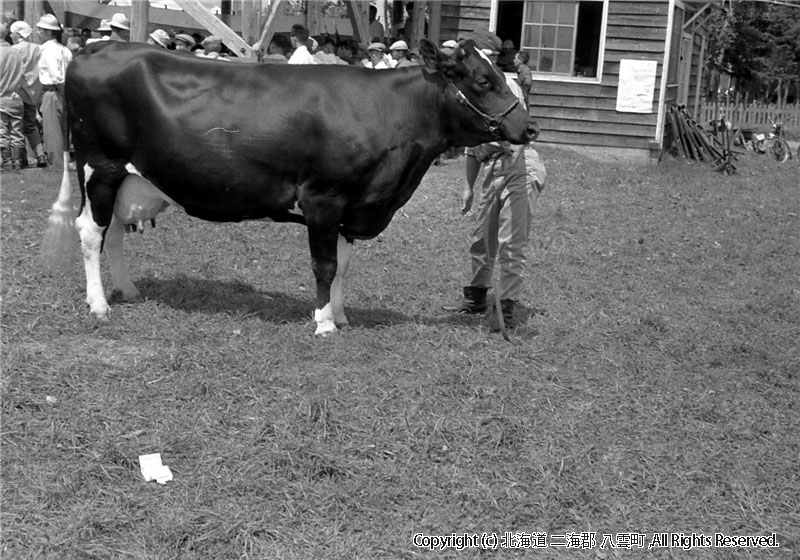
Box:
439;0;491;41
442;0;708;154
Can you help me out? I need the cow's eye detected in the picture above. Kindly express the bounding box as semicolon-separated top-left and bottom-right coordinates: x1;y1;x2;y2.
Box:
475;78;491;89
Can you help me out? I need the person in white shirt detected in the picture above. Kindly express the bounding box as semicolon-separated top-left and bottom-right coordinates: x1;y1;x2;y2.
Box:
389;40;413;68
9;20;47;167
288;24;316;65
36;14;72;168
364;42;390;69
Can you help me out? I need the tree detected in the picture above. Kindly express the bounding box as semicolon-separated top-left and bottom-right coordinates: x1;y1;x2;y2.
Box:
706;1;800;103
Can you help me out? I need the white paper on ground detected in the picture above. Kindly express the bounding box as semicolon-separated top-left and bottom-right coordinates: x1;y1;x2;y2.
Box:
139;453;173;484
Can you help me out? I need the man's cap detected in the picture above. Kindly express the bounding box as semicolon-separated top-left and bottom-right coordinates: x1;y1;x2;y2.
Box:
149;29;170;48
201;35;221;47
389;40;408;51
10;20;33;39
36;14;62;31
442;39;458;49
97;19;112;32
502;39;515;49
367;42;385;52
175;33;196;47
109;12;130;31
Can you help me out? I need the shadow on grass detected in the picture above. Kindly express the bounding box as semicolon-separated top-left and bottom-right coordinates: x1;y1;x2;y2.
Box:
134;275;523;331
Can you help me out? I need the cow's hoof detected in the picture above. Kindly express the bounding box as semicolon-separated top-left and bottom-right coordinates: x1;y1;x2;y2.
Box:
334;316;349;328
314;322;338;337
91;309;110;322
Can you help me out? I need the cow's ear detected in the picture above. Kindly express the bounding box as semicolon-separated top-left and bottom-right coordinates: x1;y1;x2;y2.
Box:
419;38;458;75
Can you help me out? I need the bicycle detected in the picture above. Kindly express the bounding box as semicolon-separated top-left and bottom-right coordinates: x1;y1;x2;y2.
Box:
752;118;792;163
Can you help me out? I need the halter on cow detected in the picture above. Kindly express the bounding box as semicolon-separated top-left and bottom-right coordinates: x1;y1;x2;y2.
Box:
42;38;534;335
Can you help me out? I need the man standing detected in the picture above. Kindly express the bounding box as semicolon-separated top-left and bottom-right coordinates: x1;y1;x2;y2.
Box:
36;14;72;168
9;20;47;168
1;23;26;170
288;24;316;65
108;13;130;42
444;35;546;332
389;40;413;68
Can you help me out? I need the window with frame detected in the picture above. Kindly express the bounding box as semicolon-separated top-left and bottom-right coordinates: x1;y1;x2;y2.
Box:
522;0;606;79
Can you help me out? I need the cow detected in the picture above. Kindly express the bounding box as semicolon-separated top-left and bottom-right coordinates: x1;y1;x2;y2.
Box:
41;39;534;335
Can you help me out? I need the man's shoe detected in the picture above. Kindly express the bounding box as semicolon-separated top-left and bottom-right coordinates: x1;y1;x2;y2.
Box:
36;154;49;168
442;286;488;314
488;299;516;331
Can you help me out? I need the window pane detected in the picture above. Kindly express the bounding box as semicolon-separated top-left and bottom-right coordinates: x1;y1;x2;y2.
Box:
558;1;577;24
539;50;555;72
526;1;543;23
556;27;574;49
542;2;558;23
523;25;541;47
541;25;556;48
554;50;572;74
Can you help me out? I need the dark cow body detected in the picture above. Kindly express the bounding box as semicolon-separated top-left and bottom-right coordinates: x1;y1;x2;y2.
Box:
48;39;533;334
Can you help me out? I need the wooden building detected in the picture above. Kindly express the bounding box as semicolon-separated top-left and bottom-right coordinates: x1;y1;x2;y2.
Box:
430;0;719;157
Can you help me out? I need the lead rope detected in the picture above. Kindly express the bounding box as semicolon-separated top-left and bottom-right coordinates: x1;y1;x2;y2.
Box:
483;153;512;343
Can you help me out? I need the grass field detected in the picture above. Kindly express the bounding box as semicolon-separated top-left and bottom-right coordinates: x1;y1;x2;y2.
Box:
1;146;798;559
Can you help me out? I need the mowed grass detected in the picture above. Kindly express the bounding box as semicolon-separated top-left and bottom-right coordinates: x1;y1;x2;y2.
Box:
1;146;798;560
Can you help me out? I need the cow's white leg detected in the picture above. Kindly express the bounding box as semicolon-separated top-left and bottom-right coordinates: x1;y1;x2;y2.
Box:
106;215;140;301
75;202;110;320
330;235;353;327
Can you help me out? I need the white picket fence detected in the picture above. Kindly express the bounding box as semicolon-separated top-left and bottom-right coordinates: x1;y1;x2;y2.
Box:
698;101;800;132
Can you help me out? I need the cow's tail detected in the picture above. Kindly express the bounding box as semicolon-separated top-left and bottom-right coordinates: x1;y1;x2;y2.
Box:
40;151;79;271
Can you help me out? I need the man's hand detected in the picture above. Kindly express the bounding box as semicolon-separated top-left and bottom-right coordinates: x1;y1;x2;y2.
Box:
461;185;474;215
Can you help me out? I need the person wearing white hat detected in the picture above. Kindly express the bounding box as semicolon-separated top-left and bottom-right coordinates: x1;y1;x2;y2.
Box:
364;42;390;69
148;29;171;49
86;19;112;44
36;13;71;168
9;21;47;167
389;39;412;69
108;13;130;41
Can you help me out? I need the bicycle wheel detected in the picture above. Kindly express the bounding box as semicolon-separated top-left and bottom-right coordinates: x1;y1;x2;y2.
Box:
770;139;790;163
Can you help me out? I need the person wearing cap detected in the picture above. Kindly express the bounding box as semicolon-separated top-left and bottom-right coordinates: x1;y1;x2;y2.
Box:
199;35;228;60
86;19;112;44
148;29;171;49
288;24;316;64
389;40;412;69
108;13;130;41
174;33;196;52
9;20;47;168
443;31;547;332
0;23;27;170
497;39;517;72
364;42;390;69
36;13;72;168
440;39;458;56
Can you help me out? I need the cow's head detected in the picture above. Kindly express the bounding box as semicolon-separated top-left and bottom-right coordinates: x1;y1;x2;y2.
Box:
419;38;534;145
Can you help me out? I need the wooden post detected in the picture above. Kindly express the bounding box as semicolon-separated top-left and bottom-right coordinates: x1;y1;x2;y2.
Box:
346;0;370;45
240;0;260;45
428;0;441;46
25;0;44;43
254;0;283;57
409;0;427;48
173;0;254;58
130;0;149;44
